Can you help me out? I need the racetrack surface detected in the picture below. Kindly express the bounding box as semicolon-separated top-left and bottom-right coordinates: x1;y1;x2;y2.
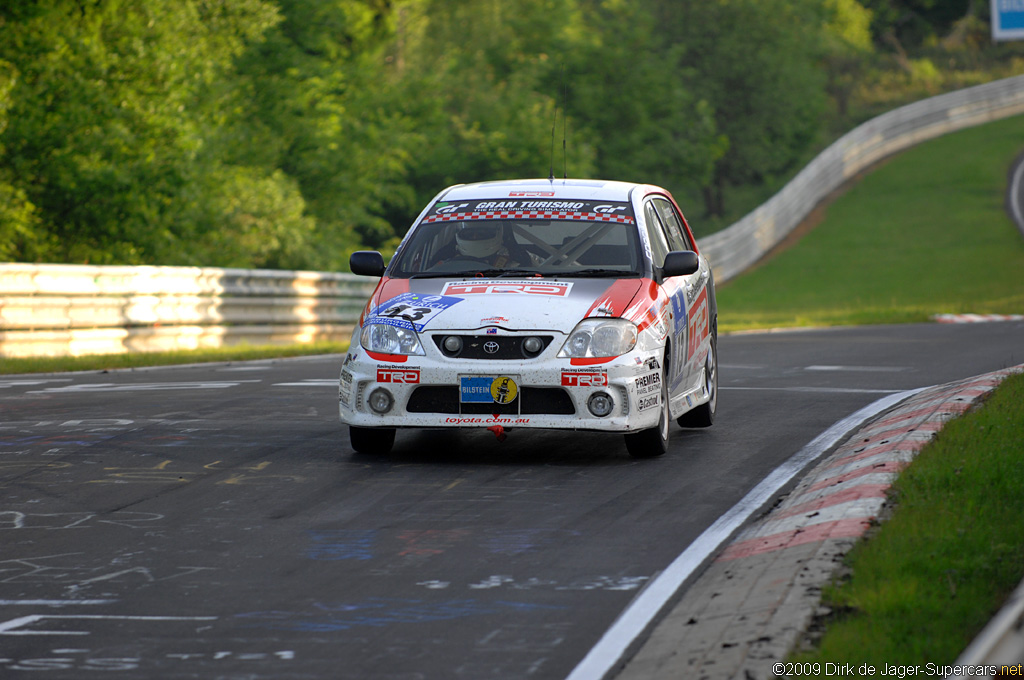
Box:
0;321;1021;679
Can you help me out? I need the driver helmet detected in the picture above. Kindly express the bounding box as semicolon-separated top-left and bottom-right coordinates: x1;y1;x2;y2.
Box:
455;222;503;258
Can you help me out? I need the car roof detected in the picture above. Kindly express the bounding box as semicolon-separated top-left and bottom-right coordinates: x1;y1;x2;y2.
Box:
437;178;658;203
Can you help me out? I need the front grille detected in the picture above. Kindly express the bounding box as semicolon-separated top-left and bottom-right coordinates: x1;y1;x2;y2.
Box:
406;386;575;415
429;334;554;360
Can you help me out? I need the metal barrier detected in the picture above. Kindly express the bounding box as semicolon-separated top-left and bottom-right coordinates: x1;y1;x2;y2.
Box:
701;74;1024;283
0;264;375;358
3;74;1024;358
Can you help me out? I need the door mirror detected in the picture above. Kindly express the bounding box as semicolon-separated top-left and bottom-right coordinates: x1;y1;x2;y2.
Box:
349;251;386;277
662;250;699;278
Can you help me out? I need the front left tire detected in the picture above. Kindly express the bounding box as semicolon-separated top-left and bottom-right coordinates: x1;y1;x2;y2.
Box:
678;329;717;428
624;355;670;459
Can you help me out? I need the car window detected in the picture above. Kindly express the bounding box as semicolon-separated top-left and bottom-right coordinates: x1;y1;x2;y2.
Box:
643;202;671;267
388;199;643;278
652;198;693;251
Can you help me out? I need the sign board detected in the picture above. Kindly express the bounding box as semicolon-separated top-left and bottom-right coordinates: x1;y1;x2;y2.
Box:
993;0;1024;41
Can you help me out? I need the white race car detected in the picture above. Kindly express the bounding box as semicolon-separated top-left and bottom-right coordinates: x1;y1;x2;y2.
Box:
341;179;718;457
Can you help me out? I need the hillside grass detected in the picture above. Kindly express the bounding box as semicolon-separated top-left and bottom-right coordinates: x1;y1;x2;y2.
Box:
790;371;1024;672
716;113;1024;332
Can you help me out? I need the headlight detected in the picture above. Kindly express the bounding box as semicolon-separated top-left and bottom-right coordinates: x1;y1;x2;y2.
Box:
557;319;637;359
360;323;425;356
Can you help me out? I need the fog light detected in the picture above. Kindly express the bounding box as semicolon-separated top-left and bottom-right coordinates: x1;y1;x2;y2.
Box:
443;335;463;354
522;336;543;355
368;388;394;414
587;392;614;417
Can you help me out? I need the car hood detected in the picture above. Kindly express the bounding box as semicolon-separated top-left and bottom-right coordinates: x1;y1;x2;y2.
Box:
367;277;646;335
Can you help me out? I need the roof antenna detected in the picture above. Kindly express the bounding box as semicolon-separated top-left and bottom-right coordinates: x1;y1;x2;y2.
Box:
548;88;557;182
561;67;567;179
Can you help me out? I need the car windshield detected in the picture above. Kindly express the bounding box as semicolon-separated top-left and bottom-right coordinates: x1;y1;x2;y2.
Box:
388;200;643;278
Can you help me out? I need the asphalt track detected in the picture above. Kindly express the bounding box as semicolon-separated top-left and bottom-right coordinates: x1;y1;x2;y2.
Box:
0;321;1021;679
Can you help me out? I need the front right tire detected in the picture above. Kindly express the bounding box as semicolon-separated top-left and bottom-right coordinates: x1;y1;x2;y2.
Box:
349;425;396;455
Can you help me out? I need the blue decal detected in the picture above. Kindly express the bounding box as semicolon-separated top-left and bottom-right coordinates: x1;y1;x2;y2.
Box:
460;377;494;403
369;293;463;332
307;530;377;561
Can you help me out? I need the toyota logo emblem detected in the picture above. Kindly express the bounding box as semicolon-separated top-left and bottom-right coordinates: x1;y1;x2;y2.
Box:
483;341;500;354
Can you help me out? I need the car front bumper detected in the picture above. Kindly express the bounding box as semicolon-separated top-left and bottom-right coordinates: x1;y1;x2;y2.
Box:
338;343;665;433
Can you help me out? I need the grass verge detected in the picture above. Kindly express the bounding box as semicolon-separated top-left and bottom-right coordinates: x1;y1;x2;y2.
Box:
0;340;349;375
790;371;1024;671
716;113;1024;333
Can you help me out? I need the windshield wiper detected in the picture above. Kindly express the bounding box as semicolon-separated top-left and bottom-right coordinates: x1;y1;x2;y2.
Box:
545;268;637;278
408;272;464;279
470;269;543;278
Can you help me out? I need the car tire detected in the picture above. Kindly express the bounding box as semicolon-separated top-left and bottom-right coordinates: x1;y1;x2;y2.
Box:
678;330;717;428
624;356;669;459
349;426;396;455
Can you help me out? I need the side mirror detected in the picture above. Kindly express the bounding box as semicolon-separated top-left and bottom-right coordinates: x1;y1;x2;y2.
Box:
350;251;386;277
662;250;699;278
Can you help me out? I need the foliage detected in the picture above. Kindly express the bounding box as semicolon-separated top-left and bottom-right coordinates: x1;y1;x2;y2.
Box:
0;0;1021;270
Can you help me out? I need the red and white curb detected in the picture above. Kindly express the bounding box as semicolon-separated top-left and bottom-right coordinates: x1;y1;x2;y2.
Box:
933;314;1024;323
717;365;1024;563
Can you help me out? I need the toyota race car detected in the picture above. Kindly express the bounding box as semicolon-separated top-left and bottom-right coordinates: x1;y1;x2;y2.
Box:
340;179;718;458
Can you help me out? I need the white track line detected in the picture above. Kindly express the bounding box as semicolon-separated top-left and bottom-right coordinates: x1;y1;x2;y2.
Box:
565;386;926;680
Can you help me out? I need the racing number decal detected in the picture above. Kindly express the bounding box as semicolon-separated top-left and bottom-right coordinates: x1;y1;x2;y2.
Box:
378;304;433;323
368;293;463;332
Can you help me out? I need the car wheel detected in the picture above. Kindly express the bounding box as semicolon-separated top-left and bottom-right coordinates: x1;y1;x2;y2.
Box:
349;426;396;455
624;357;669;459
678;331;717;428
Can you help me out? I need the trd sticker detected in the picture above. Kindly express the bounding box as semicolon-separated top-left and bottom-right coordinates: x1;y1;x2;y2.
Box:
561;371;608;387
443;280;573;297
376;367;420;384
368;293;463;332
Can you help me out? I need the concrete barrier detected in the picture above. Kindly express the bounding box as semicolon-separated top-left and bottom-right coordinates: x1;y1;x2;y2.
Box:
0;264;375;358
3;75;1024;358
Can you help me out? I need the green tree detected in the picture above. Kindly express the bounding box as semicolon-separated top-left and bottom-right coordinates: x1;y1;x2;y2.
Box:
656;0;830;218
563;0;725;196
230;0;419;265
0;0;295;266
0;57;43;261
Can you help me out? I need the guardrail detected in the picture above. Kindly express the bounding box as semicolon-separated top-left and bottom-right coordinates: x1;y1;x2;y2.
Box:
0;264;375;358
949;576;1024;679
3;74;1024;358
701;73;1024;283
